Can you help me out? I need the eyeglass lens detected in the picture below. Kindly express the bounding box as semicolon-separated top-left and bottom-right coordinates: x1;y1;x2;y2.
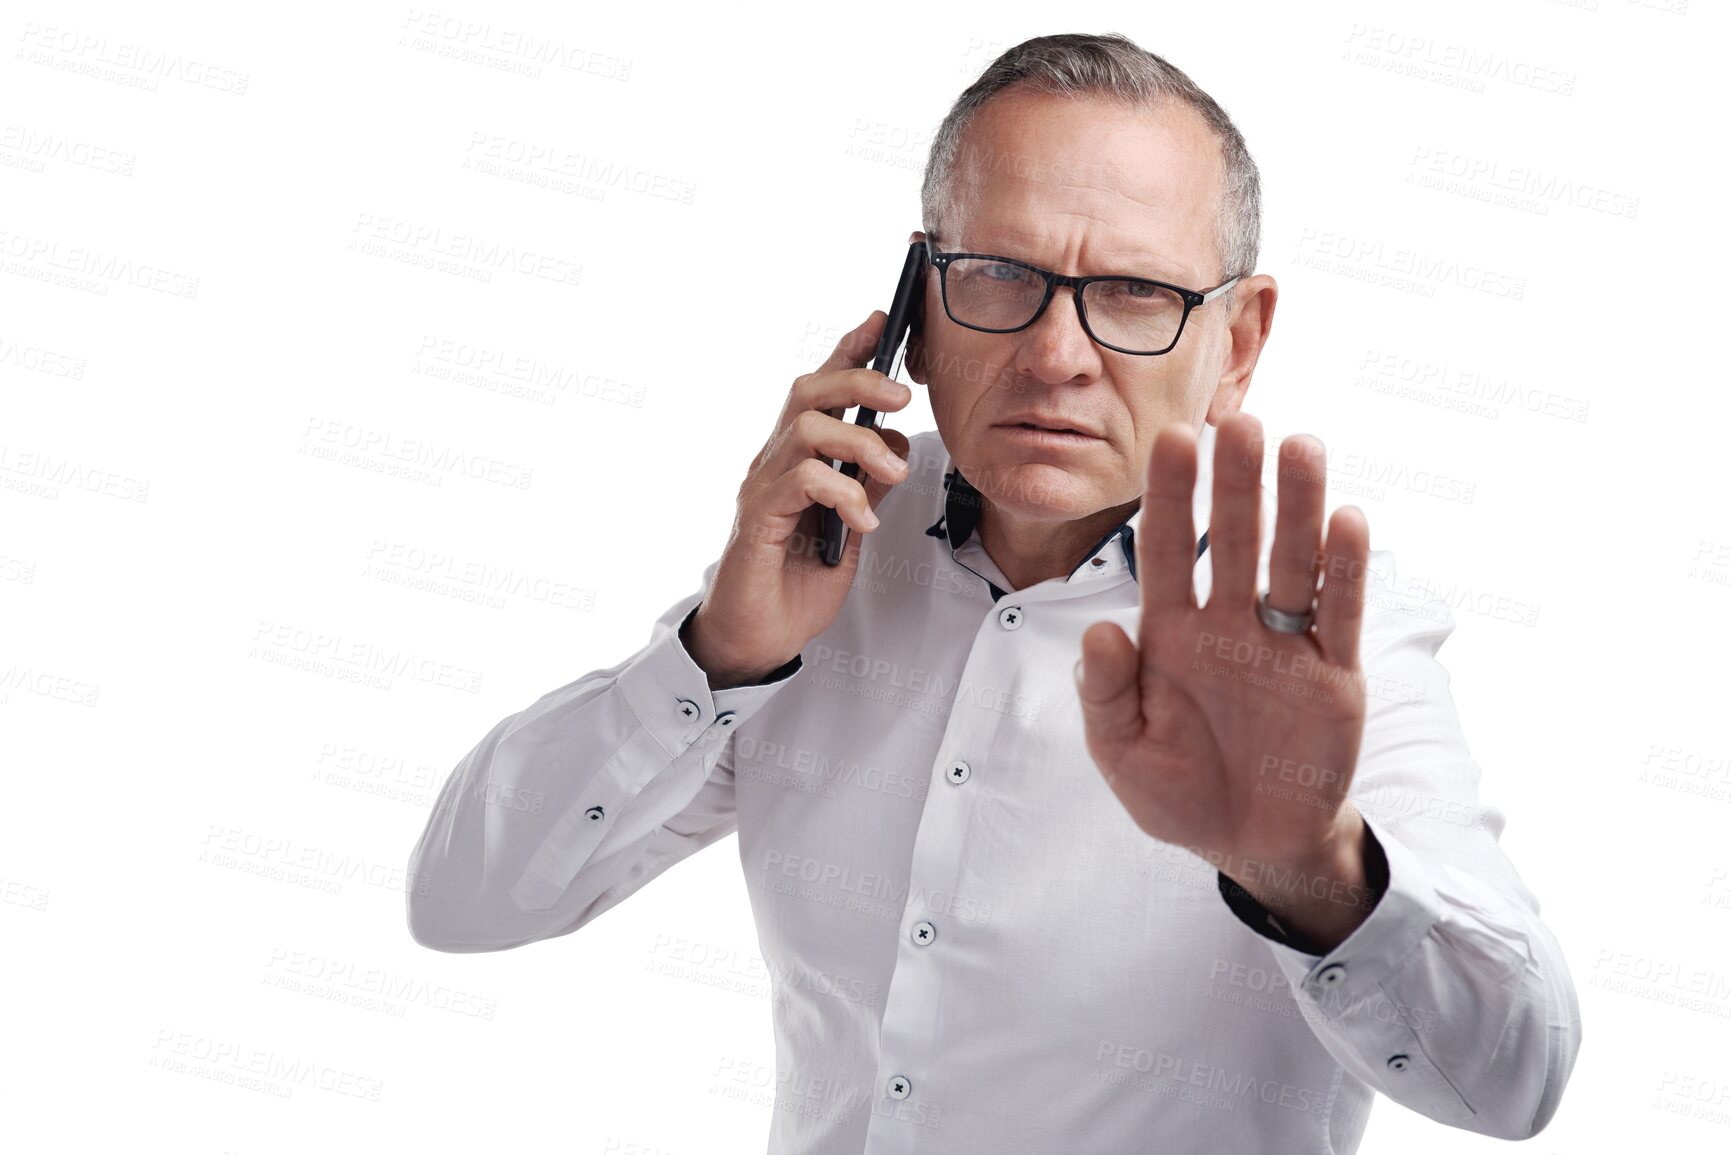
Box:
942;257;1187;353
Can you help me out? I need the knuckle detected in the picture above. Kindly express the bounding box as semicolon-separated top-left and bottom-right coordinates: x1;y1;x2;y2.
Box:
794;408;825;438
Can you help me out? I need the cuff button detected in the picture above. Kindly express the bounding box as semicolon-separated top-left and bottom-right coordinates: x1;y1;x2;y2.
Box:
584;806;605;822
1387;1053;1411;1072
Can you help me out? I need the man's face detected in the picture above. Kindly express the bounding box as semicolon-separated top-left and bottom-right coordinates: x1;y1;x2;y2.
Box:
908;87;1263;525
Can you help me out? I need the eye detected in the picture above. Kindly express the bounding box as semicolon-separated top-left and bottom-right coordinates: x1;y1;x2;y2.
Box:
1092;279;1180;311
1099;280;1160;299
983;262;1035;284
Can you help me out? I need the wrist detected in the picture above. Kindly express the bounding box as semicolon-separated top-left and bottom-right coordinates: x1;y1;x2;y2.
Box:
679;605;782;690
1222;811;1379;952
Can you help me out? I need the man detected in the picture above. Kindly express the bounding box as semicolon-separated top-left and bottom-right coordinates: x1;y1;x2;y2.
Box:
407;32;1581;1153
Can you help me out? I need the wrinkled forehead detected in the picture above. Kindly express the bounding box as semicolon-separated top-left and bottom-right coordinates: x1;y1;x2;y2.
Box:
939;91;1222;284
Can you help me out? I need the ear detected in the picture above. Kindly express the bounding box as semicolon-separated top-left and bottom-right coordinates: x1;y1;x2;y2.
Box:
906;285;931;385
906;228;931;385
1204;374;1249;425
1203;273;1276;425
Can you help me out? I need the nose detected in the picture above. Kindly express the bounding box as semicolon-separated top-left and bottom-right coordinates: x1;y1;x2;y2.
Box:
1013;285;1101;385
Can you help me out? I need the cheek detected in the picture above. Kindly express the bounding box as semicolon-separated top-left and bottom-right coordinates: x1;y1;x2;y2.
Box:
928;332;1013;410
1151;365;1210;422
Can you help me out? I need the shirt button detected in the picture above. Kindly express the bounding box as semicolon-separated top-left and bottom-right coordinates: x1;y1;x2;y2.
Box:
886;1074;912;1100
1315;963;1346;987
584;805;605;822
716;710;737;728
911;920;936;947
1386;1053;1411;1072
676;698;701;722
997;604;1025;630
945;760;971;785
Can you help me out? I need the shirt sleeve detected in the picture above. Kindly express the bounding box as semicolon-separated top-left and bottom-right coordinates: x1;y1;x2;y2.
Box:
1213;549;1583;1139
405;557;801;952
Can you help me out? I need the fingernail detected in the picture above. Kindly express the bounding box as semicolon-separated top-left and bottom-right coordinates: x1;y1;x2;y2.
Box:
1073;658;1085;685
881;449;907;473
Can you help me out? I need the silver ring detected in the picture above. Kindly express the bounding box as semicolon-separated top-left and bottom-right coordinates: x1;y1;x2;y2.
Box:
1257;591;1315;634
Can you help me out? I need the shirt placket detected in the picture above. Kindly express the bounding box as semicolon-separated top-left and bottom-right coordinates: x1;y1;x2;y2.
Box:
862;580;1073;1152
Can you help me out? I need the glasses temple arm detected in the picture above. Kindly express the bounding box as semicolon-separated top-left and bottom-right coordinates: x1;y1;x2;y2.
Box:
1198;274;1242;303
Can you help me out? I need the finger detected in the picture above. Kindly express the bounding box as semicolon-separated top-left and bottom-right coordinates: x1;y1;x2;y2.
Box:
1139;423;1199;613
781;312;897;431
818;310;887;374
764;409;907;486
859;426;912;510
797;366;913;421
1076;620;1144;765
1266;434;1326;618
1315;505;1370;668
831;427;913;572
755;457;880;546
1207;411;1264;610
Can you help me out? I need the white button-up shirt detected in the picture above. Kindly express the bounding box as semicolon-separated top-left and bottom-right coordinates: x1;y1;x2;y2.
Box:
407;423;1581;1153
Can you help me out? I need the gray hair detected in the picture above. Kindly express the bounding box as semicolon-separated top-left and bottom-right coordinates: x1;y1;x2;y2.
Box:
920;32;1260;302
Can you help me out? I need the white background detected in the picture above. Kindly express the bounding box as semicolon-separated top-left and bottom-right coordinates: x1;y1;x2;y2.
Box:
3;1;1727;1152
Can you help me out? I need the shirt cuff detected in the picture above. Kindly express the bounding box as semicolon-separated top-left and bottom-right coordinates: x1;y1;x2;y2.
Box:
1220;816;1481;1125
1219;814;1445;988
1215;817;1390;958
617;602;801;761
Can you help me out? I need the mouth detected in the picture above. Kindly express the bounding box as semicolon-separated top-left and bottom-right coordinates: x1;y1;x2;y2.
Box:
999;421;1101;440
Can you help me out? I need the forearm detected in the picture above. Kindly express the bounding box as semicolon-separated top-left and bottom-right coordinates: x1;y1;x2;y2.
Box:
1240;816;1583;1138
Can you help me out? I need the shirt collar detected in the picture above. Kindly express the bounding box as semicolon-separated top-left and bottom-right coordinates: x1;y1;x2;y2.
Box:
924;423;1215;591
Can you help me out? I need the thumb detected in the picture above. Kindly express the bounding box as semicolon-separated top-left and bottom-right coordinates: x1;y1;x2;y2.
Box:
1075;621;1144;749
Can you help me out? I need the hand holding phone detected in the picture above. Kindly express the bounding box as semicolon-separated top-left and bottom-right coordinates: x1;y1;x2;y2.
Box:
678;252;921;689
817;240;928;566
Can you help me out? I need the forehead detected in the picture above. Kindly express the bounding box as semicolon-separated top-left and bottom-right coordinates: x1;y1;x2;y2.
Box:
948;87;1222;282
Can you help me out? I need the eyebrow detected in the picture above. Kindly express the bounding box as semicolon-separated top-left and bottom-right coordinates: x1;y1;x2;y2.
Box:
960;233;1191;283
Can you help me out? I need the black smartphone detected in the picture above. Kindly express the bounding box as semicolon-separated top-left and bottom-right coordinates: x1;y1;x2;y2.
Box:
817;239;928;567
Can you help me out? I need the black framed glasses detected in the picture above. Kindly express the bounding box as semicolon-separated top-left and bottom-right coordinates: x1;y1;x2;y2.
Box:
924;238;1241;356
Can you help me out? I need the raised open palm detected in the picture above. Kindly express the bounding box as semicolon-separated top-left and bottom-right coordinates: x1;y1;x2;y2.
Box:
1076;411;1371;886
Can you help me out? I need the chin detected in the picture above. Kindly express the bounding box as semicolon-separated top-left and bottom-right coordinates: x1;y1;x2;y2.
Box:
977;458;1101;515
